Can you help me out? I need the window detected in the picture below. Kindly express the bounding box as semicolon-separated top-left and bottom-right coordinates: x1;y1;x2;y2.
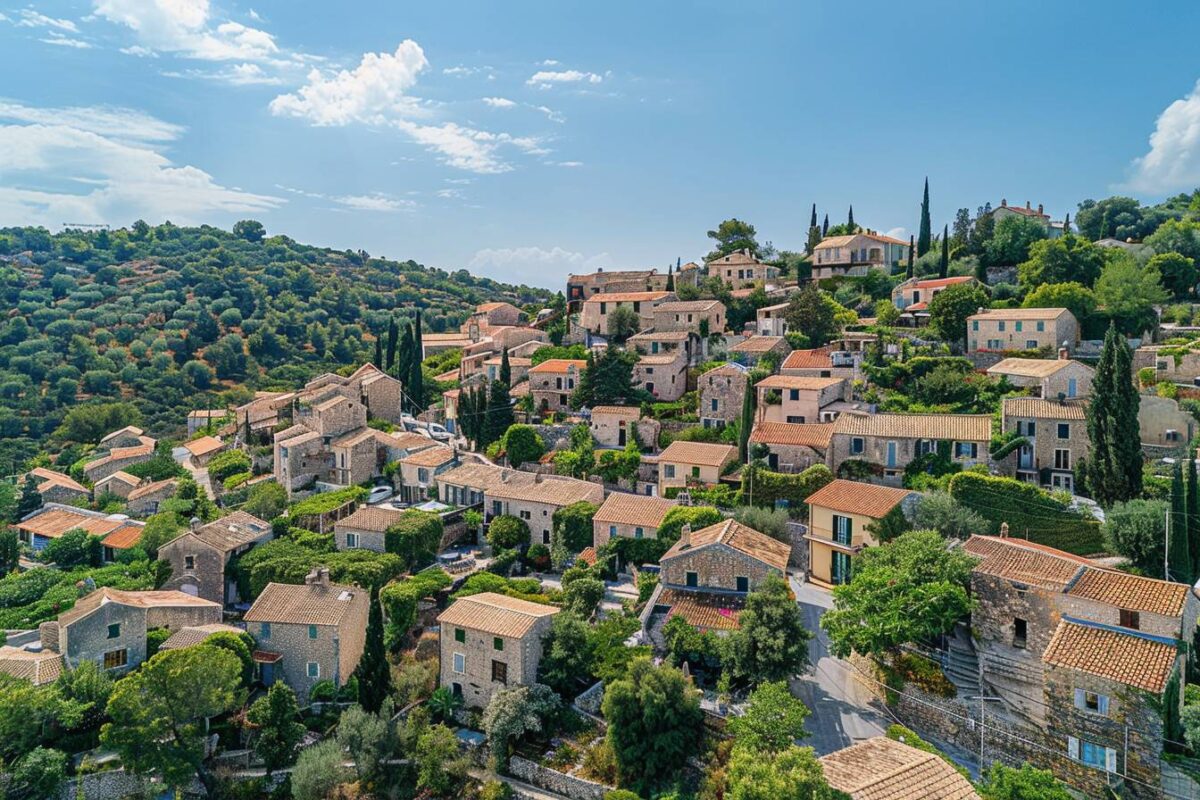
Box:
664;464;676;479
1069;737;1116;772
1075;688;1109;715
789;389;799;401
1059;423;1072;439
455;627;465;643
1055;449;1071;470
542;530;550;544
520;510;531;520
103;649;128;670
686;571;698;587
1037;321;1045;332
711;398;719;411
418;468;430;483
850;437;864;455
609;525;617;538
635;527;644;539
955;442;978;459
260;622;271;640
1119;608;1140;630
833;514;852;545
599;302;606;314
452;653;465;674
491;659;508;684
1013;618;1028;648
346;532;359;548
736;576;749;593
998;321;1006;332
691;466;701;479
493;637;504;651
972;320;979;331
1026;340;1038;349
184;555;195;570
307;662;320;679
107;623;120;639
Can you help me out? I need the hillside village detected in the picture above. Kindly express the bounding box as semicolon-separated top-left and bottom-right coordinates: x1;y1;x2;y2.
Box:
5;188;1200;800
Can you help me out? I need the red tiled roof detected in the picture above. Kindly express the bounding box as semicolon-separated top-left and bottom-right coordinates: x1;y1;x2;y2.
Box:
805;479;912;518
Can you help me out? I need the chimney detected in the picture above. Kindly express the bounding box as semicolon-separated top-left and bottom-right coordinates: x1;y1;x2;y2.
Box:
1037;203;1044;215
190;516;202;531
680;524;692;548
1000;198;1007;208
305;567;330;587
1058;347;1068;360
999;522;1009;539
1025;200;1031;210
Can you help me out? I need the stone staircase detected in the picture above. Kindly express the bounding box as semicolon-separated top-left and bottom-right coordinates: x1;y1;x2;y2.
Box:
944;623;981;698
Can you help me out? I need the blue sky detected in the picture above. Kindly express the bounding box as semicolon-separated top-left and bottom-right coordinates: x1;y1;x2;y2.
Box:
3;1;1200;288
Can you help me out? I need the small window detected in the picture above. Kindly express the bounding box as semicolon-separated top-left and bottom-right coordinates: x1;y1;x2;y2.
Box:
686;571;698;587
972;320;979;331
260;622;271;640
103;649;128;670
1057;423;1070;439
346;532;359;548
850;437;864;455
307;662;320;679
491;659;508;684
609;525;617;538
1119;609;1140;630
664;464;676;479
452;652;465;674
308;625;318;640
998;321;1006;332
455;628;465;643
1037;321;1045;332
1013;618;1028;648
736;576;749;593
107;623;120;639
184;555;195;570
789;389;799;401
635;526;644;539
1015;320;1023;332
493;637;504;651
1075;688;1109;715
691;466;701;479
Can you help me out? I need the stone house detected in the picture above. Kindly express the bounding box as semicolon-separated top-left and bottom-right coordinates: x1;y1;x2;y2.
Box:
437;591;559;709
1138;393;1196;449
187;409;229;436
967;308;1078;355
14;503;143;556
728;335;790;366
779;346;857;380
84;438;157;483
592;492;678;548
755;302;790;337
628;329;703;365
437;462;517;507
999;397;1089;492
698;363;748;429
125;478;178;517
442;388;461;434
812;232;911;280
243;568;370;704
422;332;476;359
708;249;775;288
485;474;605;545
94;470;141;499
651;300;725;336
986;357;1094;399
99;425;149;449
22;467;88;505
578;291;675;335
590;405;657;450
891;275;979;325
829;411;992;483
38;588;221;675
634;351;688;402
181;435;225;467
467;301;525;330
566;268;668;308
804;479;914;586
754;375;847;425
0;643;64;686
528;359;587;414
992;199;1061;236
333;505;405;552
397;445;458;504
482;356;532;385
819;737;981;799
748;421;834;473
656;441;738;494
158;511;274;606
1134;345;1200;384
302;363;405;424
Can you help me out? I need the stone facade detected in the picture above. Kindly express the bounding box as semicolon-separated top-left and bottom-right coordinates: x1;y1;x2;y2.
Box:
1138;393;1195;449
634;351;688;402
999;399;1088;492
589;407;656;450
755;302;789;336
755;377;847;425
708;249;774;288
660;541;779;593
651;300;726;335
578;291;674;334
812;233;910;279
529;360;586;414
159;534;228;605
698;365;747;429
566;269;668;307
508;756;610;800
1135;347;1200;383
967;308;1079;355
486;479;605;546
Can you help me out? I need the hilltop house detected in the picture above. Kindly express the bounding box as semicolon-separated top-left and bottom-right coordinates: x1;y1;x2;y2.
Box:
812;232;910;280
651;300;725;336
891;276;979;325
698;363;748;429
779;346;857;380
529;358;588;414
708;250;775;288
628;329;703;365
999;397;1089;492
590;405;657;450
656;441;738;494
158;511;274;606
579;291;675;335
967;308;1078;355
592;492;678;548
987;357;1094;399
993;199;1062;237
397;445;458;504
756;302;790;337
748;422;834;473
14;503;144;558
94;470;141;499
83;429;157;483
634;350;688;402
566;269;669;308
20;468;88;505
829;411;992;483
333;506;405;553
484;474;605;545
754;375;847;425
728;335;790;366
804;479;914;586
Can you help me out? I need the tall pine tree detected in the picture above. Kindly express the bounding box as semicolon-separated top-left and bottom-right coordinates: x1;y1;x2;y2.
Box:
385;317;398;371
906;235;915;279
938;224;949;279
1085;325;1143;506
499;348;512;387
373;336;383;369
822;214;829;236
398;323;415;411
1169;462;1192;584
357;590;391;713
409;310;425;412
666;264;674;292
847;205;855;228
486;379;514;447
1062;213;1071;235
16;474;41;520
809;203;817;230
917;177;932;256
738;377;755;463
1189;456;1200;578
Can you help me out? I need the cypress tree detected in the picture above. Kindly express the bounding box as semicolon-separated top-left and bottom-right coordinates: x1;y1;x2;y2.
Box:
1189;456;1200;577
373;336;383;369
666;264;675;292
357;590;391;713
1062;213;1071;235
822;214;829;236
738;377;755;462
810;203;817;230
398;323;415;409
16;474;41;520
499;347;512;387
806;226;822;256
410;310;425;411
487;379;514;447
1086;325;1143;506
385;317;398;371
917;177;932;256
1170;462;1192;584
847;205;855;228
906;235;915;279
938;224;949;279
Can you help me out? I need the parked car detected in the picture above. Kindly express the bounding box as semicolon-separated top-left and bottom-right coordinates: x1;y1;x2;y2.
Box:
426;423;453;442
366;485;394;505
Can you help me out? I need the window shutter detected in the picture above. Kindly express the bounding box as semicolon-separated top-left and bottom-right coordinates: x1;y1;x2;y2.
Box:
1074;688;1085;710
1105;748;1117;773
1068;736;1079;760
1098;695;1109;715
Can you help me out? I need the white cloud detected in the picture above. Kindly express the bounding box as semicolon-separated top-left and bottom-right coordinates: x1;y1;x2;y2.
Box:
1126;79;1200;194
248;8;262;21
333;193;414;212
884;227;907;240
554;161;583;168
120;44;157;57
532;104;564;123
540;59;559;66
40;34;92;48
17;10;79;32
0;102;281;227
527;69;603;88
436;188;462;199
468;246;607;287
165;62;282;85
93;0;279;61
482;96;516;108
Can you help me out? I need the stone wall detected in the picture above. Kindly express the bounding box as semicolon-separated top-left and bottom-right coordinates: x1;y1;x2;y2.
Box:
786;521;809;572
508;756;611;800
574;680;605;715
55;769;204;800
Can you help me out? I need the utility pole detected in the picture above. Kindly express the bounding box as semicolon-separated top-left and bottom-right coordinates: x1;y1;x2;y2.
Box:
1166;506;1171;581
968;691;1003;777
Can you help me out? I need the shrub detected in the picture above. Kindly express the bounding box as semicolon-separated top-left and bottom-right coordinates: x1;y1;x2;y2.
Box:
501;424;545;467
741;463;833;512
384;510;443;570
379;569;453;647
552;502;598;554
487;515;530;550
288;486;367;523
207;449;251;483
948;471;1104;555
222;471;252;491
658;506;723;545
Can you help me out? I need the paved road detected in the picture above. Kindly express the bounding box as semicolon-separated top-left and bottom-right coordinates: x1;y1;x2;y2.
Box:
789;576;889;755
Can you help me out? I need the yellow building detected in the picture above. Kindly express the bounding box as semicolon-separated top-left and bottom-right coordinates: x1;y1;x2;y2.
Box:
804;479;913;586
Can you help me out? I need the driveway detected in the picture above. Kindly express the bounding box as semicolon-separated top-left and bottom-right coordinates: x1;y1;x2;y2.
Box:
789;576;889;755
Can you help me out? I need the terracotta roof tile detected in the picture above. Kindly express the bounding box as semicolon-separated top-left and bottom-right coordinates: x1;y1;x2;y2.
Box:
1001;397;1088;421
159;623;245;650
1066;567;1188;617
16;506;136;540
183;435;224;456
58;588;219;627
755;374;844;391
528;359;588;374
126;478;178;502
781;347;835;370
27;468;87;495
401;446;456;468
987;358;1088;379
101;524;145;550
968;307;1071;321
662;518;791;573
729;336;786;354
437;591;558;638
832;412;992;442
904;276;974;291
582;291;671;304
244;581;366;626
654;300;723;313
487;475;604;507
805;479;912;518
820;737;980;800
593;493;677;527
336;506;406;533
658;440;737;468
750;422;835;449
1043;621;1178;693
658;588;744;631
591;405;641;418
0;646;64;685
962;535;1087;591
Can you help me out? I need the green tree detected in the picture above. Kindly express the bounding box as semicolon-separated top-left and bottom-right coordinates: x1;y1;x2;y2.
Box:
357;591;391;712
100;645;245;795
1017;235;1105;289
1086;325;1143;506
487;515;531;550
1170;462;1192;584
385;509;443;571
537;612;592;697
246;683;305;775
984;215;1047;266
725;745;836;800
606;304;641;343
561;570;605;619
1191;457;1200;579
728;680;810;753
1148;252;1198;299
928;281;990;346
501;424;545;467
1104;499;1167;576
978;763;1072;800
783;283;839;347
912;492;987;540
552;501;598;553
17;473;42;519
707;218;760;259
487;379;515;447
738;374;755;462
1094;253;1168;334
9;747;68;800
232;219;266;242
938;224;949;278
867;504;912;544
821;530;975;659
244;481;287;521
602;657;703;795
1021;281;1097;326
917;178;932;257
726;574;811;684
482;683;563;768
42;528;102;568
335;704;389;784
0;530;21;577
290;739;349;800
573;347;639;408
417;720;468;795
1146;218;1200;262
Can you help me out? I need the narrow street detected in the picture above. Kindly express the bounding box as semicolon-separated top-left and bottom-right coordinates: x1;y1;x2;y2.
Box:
789;577;890;755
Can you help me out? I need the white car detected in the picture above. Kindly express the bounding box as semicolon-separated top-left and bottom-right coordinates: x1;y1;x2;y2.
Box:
366;485;394;505
426;423;453;442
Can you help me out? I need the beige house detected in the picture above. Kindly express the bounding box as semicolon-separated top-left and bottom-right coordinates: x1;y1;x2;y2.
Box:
708;250;774;288
182;435;225;467
244;568;370;704
628;329;702;365
14;503;144;556
820;737;980;800
812;233;910;280
437;462;516;507
755;302;790;337
805;479;913;585
755;375;847;425
592;492;678;547
891;275;978;314
830;411;992;482
987;357;1094;399
125;478;178;517
779;346;857;380
590;405;655;450
467;301;525;330
1135;345;1200;384
566;269;669;308
22;467;88;505
652;300;725;335
482;356;532;385
634;351;688;402
1000;397;1088;492
656;441;737;493
333;505;406;552
159;511;274;606
1138;394;1196;449
485;474;605;545
397;445;457;504
728;335;790;366
699;363;748;429
749;422;834;473
579;291;675;335
94;470;141;499
967;308;1078;355
993;199;1060;236
37;588;221;675
528;358;587;414
438;592;559;709
84;438;157;483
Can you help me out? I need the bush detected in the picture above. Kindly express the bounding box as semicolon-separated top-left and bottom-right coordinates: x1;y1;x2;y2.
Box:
487;515;530;550
379;569;453;648
552;502;598;554
208;449;251;483
948;471;1104;555
384;510;443;570
658;506;723;545
222;471;252;491
501;424;545;467
733;506;793;543
741;463;833;512
288;486;367;522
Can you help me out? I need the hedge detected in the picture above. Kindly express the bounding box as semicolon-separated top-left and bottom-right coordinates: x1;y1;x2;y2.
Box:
947;471;1105;555
741;463;833;511
379;568;452;646
288;485;367;519
208;449;251;483
232;534;404;599
384;510;443;570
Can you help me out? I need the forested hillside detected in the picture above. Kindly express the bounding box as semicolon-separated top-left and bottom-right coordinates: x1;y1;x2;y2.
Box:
0;220;552;471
